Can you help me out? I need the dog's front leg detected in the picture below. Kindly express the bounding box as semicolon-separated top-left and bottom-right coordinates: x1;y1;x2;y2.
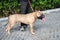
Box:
29;23;35;34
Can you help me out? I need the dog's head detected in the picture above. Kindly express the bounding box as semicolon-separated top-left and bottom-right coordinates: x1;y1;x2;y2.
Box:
36;11;45;21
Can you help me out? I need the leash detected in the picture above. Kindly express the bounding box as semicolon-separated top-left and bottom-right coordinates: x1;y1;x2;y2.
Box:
28;0;34;12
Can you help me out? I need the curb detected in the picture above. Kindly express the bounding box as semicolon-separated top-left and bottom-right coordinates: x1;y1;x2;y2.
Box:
42;8;60;14
0;8;60;21
0;17;8;22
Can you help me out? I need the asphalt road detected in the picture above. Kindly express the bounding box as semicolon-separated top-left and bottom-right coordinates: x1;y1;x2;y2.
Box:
0;11;60;40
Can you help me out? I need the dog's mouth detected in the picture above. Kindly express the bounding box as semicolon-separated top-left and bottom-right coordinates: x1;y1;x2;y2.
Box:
41;17;45;22
38;14;45;22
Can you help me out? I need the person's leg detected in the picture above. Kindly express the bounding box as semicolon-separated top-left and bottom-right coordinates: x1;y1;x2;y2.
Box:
26;1;32;13
20;1;28;14
22;0;32;30
19;1;28;31
19;0;32;13
21;23;27;31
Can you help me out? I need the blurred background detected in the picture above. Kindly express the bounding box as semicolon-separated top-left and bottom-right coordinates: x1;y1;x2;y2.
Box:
0;0;60;18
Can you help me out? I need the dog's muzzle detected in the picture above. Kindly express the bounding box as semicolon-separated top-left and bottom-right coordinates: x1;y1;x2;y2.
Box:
38;14;45;21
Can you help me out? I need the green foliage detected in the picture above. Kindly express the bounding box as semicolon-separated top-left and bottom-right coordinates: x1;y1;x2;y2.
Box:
0;0;20;17
31;0;60;10
0;0;60;18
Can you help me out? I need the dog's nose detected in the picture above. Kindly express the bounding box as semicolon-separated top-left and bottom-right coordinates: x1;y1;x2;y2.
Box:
41;14;45;17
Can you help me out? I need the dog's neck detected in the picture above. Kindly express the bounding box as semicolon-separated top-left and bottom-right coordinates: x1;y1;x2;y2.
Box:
32;12;38;19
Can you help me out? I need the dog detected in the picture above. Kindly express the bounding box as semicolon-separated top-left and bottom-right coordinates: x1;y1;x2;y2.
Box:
6;10;45;35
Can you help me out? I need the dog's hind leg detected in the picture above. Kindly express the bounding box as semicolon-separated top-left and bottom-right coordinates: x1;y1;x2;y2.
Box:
6;23;11;35
6;23;15;35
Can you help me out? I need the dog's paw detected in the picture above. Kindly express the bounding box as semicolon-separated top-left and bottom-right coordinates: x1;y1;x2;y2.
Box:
7;31;11;35
6;30;11;35
31;32;35;35
6;29;8;32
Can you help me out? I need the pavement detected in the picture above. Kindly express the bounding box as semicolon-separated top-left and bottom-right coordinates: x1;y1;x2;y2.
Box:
0;9;60;40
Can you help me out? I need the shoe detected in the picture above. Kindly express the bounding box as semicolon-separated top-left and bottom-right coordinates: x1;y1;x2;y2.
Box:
20;25;27;31
20;26;25;31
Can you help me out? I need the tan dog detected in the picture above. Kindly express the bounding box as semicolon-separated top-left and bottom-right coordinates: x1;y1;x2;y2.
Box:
6;11;45;35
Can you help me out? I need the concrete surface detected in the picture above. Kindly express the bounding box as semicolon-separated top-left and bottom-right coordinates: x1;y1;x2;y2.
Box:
0;9;60;40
